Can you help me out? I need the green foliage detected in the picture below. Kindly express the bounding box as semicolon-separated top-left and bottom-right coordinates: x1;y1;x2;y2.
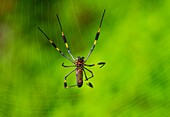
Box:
0;0;170;116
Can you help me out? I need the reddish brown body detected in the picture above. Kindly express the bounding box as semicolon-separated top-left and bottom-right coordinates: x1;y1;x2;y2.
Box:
76;68;83;87
75;57;84;87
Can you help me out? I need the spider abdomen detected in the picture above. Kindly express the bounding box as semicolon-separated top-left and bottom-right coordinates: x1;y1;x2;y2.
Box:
76;68;83;87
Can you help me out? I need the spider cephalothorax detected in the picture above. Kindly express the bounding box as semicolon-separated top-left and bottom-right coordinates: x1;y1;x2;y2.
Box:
75;57;85;67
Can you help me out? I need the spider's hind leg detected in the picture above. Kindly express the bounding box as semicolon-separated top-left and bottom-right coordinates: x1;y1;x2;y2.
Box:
83;68;94;88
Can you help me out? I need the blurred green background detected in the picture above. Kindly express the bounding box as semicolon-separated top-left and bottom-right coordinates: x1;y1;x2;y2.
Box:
0;0;170;117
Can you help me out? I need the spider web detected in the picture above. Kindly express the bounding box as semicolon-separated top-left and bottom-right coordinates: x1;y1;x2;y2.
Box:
0;0;170;117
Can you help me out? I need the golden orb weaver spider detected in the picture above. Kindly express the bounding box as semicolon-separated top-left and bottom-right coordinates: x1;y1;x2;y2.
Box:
38;9;106;88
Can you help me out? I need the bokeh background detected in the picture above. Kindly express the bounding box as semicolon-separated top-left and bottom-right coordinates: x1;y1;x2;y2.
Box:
0;0;170;117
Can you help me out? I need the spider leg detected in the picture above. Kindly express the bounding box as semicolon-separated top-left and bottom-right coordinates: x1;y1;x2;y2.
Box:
56;14;75;60
85;62;106;68
83;68;93;88
83;67;94;81
85;9;106;62
37;27;74;63
62;63;76;68
64;68;76;88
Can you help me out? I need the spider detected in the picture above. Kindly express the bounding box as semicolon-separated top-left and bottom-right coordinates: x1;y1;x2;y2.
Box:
38;9;106;88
